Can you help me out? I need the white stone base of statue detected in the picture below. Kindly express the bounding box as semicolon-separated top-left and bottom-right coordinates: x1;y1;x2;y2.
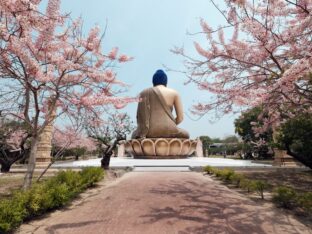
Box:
195;139;203;157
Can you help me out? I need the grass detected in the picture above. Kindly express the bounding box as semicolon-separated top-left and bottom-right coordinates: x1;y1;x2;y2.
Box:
239;169;312;193
0;171;60;199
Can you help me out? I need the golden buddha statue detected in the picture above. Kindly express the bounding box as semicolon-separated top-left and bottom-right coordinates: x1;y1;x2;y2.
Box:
132;70;189;139
127;70;196;158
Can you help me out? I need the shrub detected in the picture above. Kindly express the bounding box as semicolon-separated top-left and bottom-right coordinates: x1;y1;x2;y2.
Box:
219;169;235;182
239;179;254;193
204;167;245;186
229;173;245;187
296;192;312;214
53;170;83;196
249;180;270;199
272;186;297;209
203;165;215;175
214;169;223;178
0;194;28;233
45;183;71;208
26;183;53;216
0;168;104;233
79;167;104;189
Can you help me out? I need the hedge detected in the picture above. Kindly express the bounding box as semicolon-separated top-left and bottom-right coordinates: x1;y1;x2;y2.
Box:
0;167;104;233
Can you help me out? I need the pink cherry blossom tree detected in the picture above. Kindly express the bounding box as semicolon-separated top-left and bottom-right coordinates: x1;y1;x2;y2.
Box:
0;0;136;188
52;126;97;155
85;110;134;168
86;111;134;146
174;0;312;131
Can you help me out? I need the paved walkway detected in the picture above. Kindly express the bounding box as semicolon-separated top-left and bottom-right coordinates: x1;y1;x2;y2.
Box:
17;172;311;234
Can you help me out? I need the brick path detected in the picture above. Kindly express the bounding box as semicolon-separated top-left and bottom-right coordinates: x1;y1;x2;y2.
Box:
17;172;311;234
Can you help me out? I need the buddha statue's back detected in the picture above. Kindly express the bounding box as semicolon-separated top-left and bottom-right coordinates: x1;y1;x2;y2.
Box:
126;70;197;159
156;85;184;125
132;70;189;139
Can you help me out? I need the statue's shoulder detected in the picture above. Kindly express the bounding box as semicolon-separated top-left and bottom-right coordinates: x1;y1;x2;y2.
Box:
166;87;178;93
163;87;179;97
140;87;153;96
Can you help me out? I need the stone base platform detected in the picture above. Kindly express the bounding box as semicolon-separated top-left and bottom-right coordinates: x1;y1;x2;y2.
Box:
124;138;197;159
134;155;188;159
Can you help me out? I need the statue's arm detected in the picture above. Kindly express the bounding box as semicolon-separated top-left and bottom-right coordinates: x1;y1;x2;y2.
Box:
133;90;150;138
174;93;184;125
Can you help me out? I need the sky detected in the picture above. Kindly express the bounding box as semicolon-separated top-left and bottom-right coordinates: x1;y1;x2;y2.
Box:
60;0;239;139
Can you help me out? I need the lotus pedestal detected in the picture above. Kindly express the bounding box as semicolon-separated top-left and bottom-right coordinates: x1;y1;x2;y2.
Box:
124;138;198;159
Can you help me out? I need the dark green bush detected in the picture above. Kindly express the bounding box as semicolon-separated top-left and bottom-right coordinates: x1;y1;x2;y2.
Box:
277;113;312;169
0;167;104;233
272;186;297;209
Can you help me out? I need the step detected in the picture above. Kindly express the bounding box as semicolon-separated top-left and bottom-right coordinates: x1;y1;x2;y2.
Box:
133;166;190;172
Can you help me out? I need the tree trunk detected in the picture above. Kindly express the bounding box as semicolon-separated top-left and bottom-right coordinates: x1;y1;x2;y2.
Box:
101;139;118;170
101;154;111;169
0;148;29;173
0;162;11;173
23;136;38;190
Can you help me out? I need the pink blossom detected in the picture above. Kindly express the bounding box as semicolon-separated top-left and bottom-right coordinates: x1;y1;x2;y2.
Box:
6;130;27;149
108;47;119;60
175;0;312;127
0;0;137;185
118;54;133;63
53;127;97;151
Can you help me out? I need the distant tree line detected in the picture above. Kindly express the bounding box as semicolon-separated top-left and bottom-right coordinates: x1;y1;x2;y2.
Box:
234;107;312;168
199;135;241;157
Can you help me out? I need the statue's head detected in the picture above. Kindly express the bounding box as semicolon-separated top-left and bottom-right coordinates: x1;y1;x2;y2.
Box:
153;70;167;87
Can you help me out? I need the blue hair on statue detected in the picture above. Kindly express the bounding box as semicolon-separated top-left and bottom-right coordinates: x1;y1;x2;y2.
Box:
152;69;168;86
